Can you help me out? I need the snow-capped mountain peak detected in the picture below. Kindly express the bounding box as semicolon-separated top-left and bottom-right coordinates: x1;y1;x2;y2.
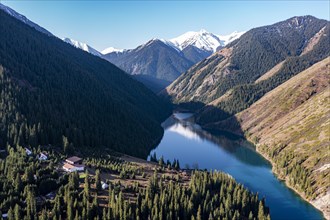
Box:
101;29;245;56
170;29;222;52
63;38;102;57
169;29;245;52
101;47;125;55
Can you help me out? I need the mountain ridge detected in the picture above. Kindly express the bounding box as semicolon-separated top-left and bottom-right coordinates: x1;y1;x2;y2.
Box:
0;3;53;36
0;8;171;158
63;37;103;57
208;57;330;219
165;15;329;115
102;30;244;87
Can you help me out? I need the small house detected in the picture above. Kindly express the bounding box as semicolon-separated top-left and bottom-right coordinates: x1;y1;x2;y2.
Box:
65;156;83;165
63;163;85;172
63;156;85;172
25;148;32;156
38;152;48;161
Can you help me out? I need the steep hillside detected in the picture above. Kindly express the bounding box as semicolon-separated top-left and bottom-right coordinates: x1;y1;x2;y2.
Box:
209;58;330;218
0;3;53;36
181;45;213;63
133;75;171;93
0;10;171;158
166;16;330;124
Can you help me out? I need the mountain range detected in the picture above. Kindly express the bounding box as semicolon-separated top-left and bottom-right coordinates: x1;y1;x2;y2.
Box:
63;30;244;91
1;2;244;92
101;30;244;85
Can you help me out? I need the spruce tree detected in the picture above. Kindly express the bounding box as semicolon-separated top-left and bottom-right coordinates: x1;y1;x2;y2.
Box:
95;169;102;192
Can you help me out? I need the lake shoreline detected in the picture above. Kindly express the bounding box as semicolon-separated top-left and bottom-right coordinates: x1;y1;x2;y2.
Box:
253;144;329;220
154;113;324;219
200;123;327;220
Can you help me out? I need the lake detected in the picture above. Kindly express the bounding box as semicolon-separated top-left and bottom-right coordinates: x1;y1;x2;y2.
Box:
148;113;324;220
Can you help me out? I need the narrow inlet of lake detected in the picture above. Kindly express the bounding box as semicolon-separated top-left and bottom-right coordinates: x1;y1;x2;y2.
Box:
148;113;324;220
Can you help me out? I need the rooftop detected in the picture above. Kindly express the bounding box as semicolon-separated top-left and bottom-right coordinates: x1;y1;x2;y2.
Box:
66;156;82;163
63;163;84;169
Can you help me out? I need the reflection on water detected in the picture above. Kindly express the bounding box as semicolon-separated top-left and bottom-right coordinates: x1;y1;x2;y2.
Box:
167;123;201;141
161;113;269;167
149;113;323;220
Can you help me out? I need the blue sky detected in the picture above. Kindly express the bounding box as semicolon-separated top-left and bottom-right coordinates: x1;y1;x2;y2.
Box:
2;1;329;51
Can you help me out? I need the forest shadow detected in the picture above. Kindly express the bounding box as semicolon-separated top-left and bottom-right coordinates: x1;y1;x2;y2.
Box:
158;90;244;137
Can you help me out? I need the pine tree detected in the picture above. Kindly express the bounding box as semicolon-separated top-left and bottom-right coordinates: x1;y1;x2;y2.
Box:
7;207;14;220
158;156;164;167
84;170;90;205
258;201;265;220
74;210;79;220
248;211;253;220
26;187;36;219
95;169;102;192
14;204;21;220
197;205;202;220
14;173;22;192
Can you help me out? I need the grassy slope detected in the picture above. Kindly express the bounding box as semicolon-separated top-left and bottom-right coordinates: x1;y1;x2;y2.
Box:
212;57;330;218
166;16;329;105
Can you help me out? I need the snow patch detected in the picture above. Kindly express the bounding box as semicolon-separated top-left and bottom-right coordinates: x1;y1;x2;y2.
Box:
63;38;102;57
101;47;125;55
170;29;245;52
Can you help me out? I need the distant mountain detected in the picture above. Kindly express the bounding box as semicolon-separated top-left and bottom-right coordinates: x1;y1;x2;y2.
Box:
0;8;171;158
60;30;244;91
103;39;194;82
133;75;171;93
168;30;244;64
169;29;244;53
0;4;245;92
63;38;102;57
101;47;125;55
102;30;244;89
0;3;53;36
166;16;330;123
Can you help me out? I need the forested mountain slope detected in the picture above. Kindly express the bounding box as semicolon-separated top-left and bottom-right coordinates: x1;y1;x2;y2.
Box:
208;57;330;218
0;10;171;158
165;16;330;124
133;75;171;93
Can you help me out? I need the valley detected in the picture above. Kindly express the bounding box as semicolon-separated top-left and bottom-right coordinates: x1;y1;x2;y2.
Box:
150;113;324;219
0;2;329;220
163;15;329;219
209;57;330;218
